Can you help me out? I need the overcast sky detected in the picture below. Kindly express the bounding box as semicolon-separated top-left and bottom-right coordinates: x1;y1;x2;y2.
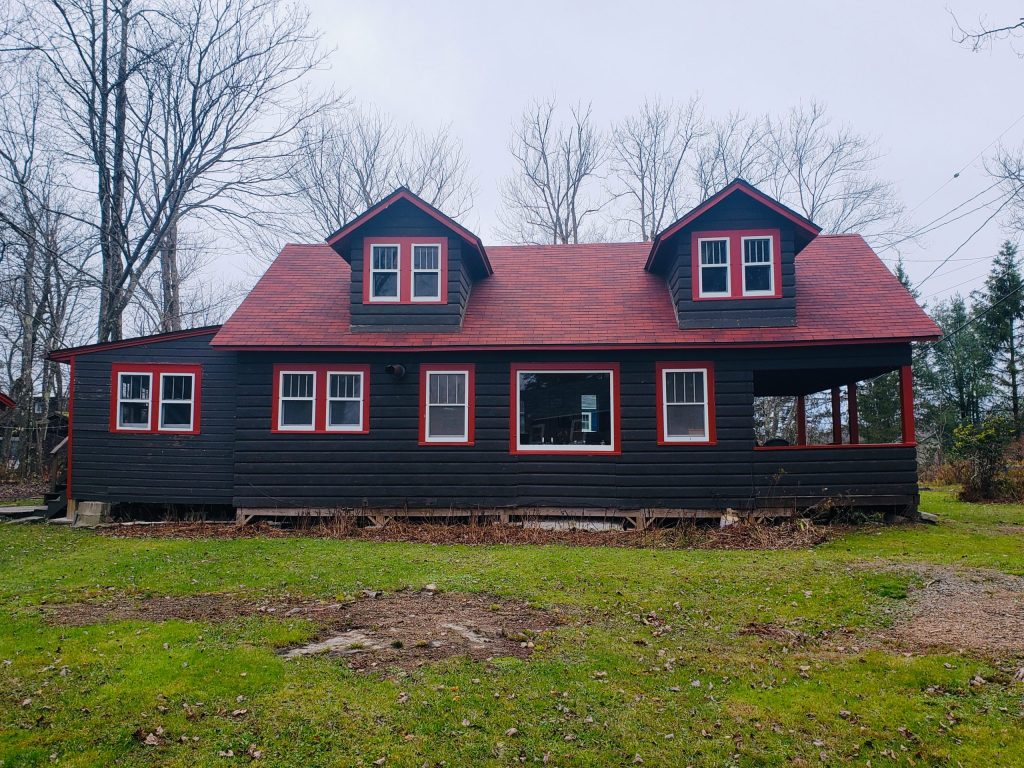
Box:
241;0;1023;307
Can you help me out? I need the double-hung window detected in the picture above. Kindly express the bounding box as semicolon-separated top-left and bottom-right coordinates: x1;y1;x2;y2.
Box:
369;244;400;301
511;363;620;454
697;238;730;297
420;365;474;445
327;371;365;431
411;244;441;301
742;236;774;295
278;371;316;431
657;363;715;444
110;364;201;434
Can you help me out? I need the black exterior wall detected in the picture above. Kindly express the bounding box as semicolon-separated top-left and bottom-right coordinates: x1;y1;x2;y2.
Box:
68;335;919;513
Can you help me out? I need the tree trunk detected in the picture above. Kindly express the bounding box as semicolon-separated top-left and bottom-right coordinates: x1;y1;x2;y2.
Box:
159;217;181;332
1010;319;1020;437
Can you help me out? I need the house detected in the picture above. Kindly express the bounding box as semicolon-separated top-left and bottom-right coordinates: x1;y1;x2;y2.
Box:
50;180;940;526
0;392;14;412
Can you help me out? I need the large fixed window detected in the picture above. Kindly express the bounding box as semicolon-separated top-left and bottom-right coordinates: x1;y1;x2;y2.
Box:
690;230;781;300
272;364;370;434
419;365;474;445
109;363;201;434
511;363;620;455
363;239;447;304
656;362;715;445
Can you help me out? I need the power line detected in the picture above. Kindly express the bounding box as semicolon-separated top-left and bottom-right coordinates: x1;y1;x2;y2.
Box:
916;194;1016;288
931;282;1024;347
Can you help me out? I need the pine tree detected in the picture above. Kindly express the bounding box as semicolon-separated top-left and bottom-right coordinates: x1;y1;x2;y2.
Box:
977;241;1024;436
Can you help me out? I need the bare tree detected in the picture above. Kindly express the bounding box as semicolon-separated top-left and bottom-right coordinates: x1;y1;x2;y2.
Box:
16;0;330;340
275;104;474;246
498;99;605;245
693;111;775;200
953;12;1024;53
763;102;907;241
986;146;1024;232
609;97;704;240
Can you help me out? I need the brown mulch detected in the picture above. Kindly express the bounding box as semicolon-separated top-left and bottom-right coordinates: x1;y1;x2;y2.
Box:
38;589;563;672
0;479;47;503
96;518;839;550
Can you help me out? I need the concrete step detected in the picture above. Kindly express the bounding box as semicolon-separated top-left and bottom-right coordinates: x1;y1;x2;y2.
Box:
0;505;47;520
6;515;45;525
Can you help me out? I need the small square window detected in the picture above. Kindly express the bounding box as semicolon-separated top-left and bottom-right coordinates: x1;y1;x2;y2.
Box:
327;371;364;431
278;372;316;430
117;373;152;430
159;373;194;431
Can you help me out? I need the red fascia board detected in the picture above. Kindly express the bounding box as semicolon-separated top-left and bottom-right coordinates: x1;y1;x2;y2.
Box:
326;189;492;276
509;362;622;456
109;362;203;435
271;363;371;435
0;392;14;409
655;361;717;446
418;363;476;446
647;180;821;271
50;326;220;362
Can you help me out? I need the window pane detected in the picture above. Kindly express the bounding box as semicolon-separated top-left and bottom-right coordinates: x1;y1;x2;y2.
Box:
161;402;192;428
745;264;772;292
120;374;149;401
429;373;466;405
700;240;728;264
414;272;439;298
280;399;313;426
372;246;398;270
743;237;771;263
162;374;192;401
282;373;313;398
428;404;466;437
666;371;704;405
119;402;149;427
372;272;398;298
666;403;705;438
413;245;439;270
518;371;612;447
701;266;728;294
329;400;361;427
329;373;360;399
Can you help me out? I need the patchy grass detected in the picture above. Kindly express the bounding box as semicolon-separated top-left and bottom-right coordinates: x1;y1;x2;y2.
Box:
0;498;43;507
0;490;1022;767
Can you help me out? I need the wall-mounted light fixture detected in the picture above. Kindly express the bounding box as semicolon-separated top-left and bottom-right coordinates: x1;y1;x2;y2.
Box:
384;363;406;379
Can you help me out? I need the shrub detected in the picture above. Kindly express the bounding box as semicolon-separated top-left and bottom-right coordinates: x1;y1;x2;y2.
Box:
951;415;1014;501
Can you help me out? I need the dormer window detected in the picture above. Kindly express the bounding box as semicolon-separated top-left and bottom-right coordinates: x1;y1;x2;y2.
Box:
412;244;441;301
362;238;447;305
698;238;730;297
369;244;400;301
690;229;781;301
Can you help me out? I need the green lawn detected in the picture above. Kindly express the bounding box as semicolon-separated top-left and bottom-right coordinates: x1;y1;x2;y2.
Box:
1;491;1022;767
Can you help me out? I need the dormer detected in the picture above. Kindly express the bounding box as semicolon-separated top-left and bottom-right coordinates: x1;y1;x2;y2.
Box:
646;180;821;329
326;188;492;331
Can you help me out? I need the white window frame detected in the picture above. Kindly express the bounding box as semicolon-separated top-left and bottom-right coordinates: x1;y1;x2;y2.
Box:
277;370;317;432
158;372;195;432
325;370;365;432
697;237;731;298
741;235;775;296
116;371;153;431
410;242;442;302
661;367;710;443
514;368;617;453
580;411;594;433
368;243;401;303
424;369;470;443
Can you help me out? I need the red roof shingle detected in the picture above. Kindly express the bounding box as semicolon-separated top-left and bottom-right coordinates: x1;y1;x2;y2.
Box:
212;235;939;349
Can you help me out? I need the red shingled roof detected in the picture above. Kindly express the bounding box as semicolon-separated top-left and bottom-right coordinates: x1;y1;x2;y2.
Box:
212;235;939;349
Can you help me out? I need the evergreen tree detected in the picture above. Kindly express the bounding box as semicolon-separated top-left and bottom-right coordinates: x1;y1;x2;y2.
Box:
977;241;1024;436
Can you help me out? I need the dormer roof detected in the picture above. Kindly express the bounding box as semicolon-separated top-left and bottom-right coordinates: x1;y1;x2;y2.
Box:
646;179;822;272
326;187;492;277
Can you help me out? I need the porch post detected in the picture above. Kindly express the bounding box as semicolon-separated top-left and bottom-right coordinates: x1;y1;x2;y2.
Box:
847;382;859;444
900;364;915;445
796;395;807;446
831;387;842;444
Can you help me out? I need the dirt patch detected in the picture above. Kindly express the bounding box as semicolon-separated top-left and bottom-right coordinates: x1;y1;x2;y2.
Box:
39;589;562;671
0;479;46;503
96;518;840;550
889;566;1024;657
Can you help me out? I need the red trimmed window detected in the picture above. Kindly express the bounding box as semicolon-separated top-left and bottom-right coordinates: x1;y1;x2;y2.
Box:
110;363;201;435
510;363;621;455
272;364;370;434
419;364;475;445
363;238;448;304
656;362;716;445
691;230;781;300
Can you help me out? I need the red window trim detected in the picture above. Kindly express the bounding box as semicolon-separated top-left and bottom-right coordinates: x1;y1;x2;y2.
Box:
109;363;202;435
271;363;371;434
656;361;717;446
509;362;622;456
419;364;475;446
691;229;782;301
362;237;448;305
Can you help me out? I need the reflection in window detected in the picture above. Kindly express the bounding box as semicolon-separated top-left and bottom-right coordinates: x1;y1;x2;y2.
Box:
516;370;614;451
117;373;151;429
159;373;194;430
